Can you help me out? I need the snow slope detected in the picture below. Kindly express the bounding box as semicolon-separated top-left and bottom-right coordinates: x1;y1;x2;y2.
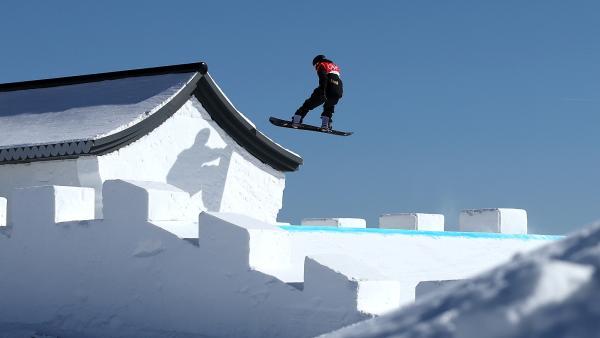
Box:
322;222;600;338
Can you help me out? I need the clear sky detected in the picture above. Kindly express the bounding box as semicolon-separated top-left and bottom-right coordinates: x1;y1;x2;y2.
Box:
1;1;598;234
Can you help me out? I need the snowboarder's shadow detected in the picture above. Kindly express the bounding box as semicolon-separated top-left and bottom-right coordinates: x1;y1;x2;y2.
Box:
167;128;232;211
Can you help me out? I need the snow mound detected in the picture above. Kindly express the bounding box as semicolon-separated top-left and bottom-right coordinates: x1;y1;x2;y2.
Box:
321;223;600;338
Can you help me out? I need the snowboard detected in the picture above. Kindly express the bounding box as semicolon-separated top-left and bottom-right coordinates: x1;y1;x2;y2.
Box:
269;117;353;136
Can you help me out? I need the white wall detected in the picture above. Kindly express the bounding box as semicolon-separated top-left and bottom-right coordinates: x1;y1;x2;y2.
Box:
246;225;558;305
219;151;284;223
0;182;562;337
96;98;285;224
0;183;366;338
0;97;286;225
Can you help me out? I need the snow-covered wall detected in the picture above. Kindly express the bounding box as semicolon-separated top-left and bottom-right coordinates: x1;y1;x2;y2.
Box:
96;97;285;223
0;181;562;337
251;226;558;305
0;97;285;224
0;183;368;338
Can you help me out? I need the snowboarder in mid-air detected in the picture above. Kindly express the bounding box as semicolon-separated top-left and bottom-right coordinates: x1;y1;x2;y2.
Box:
291;54;343;131
269;54;351;136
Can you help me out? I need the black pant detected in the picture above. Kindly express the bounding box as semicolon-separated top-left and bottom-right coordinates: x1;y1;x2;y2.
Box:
296;77;343;119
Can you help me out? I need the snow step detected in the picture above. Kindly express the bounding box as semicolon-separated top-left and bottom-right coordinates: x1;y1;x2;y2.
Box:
303;254;403;316
103;180;191;223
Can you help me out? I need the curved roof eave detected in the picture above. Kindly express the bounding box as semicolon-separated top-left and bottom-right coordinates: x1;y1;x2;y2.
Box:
0;62;303;172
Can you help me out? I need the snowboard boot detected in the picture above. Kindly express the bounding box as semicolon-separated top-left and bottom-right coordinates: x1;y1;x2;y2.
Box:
320;116;332;131
292;114;303;128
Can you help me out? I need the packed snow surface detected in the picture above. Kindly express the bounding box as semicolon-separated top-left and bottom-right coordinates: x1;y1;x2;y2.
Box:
0;72;195;147
322;223;600;338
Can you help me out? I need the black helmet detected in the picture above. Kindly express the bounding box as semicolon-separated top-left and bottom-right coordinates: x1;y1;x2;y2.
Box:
312;54;326;66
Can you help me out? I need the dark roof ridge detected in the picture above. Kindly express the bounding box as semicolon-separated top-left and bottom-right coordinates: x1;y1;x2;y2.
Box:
0;62;208;92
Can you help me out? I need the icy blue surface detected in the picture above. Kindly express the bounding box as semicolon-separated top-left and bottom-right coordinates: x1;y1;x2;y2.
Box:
280;225;563;241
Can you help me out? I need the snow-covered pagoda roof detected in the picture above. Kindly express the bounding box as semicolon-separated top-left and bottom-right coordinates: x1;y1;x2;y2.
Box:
0;62;302;171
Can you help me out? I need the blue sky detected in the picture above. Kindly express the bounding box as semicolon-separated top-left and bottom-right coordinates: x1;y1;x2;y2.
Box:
1;1;599;234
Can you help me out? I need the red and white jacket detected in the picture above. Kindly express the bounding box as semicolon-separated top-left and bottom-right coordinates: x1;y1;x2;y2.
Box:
316;60;341;77
315;59;342;90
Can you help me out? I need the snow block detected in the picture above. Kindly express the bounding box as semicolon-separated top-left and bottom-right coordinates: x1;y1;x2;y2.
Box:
11;185;95;224
0;197;6;227
198;212;291;274
301;218;366;228
196;212;255;272
379;213;444;231
460;208;528;234
303;255;402;316
103;180;190;222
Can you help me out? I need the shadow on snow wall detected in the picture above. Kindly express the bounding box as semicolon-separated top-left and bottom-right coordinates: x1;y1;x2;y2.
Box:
167;126;233;211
